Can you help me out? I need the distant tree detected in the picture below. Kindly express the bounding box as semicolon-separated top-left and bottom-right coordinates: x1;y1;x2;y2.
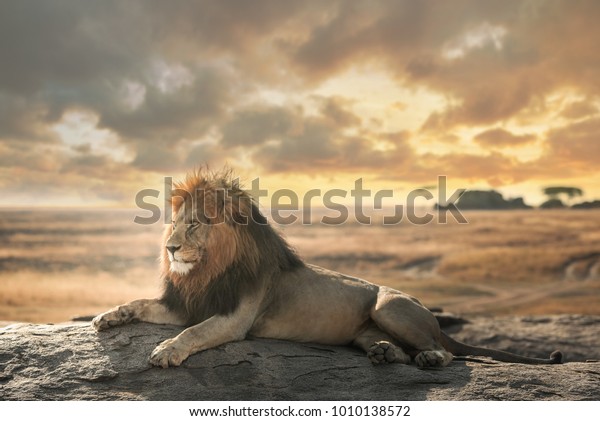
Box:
542;186;583;205
539;198;566;209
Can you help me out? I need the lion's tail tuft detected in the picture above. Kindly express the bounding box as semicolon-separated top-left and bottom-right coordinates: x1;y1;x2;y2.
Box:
550;350;563;364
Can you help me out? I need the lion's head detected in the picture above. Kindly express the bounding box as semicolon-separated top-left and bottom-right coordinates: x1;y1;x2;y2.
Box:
161;169;261;281
159;169;303;324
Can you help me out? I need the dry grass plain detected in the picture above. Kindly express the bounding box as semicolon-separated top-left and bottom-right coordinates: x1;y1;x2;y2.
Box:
0;208;598;323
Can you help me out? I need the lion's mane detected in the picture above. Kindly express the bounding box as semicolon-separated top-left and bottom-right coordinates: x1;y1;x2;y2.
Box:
159;169;303;326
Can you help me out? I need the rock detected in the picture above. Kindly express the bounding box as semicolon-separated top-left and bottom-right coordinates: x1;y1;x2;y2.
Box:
437;190;532;210
0;316;599;400
433;312;469;328
71;315;95;322
572;200;600;209
444;315;600;363
540;198;566;209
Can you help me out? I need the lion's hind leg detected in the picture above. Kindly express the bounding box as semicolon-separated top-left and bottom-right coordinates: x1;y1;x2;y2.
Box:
353;324;411;365
413;350;453;368
371;288;453;368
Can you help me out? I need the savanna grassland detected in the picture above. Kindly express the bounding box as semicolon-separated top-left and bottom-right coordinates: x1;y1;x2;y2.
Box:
0;208;599;323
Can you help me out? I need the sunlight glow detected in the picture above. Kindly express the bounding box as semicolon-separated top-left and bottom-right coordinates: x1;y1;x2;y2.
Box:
314;67;446;133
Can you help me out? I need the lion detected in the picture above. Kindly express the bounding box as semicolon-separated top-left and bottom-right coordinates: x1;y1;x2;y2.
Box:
93;169;562;368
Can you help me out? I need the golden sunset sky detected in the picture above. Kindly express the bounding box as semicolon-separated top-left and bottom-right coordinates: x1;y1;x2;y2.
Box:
1;0;599;207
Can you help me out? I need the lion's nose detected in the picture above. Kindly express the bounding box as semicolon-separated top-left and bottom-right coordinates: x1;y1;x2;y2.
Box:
166;245;181;256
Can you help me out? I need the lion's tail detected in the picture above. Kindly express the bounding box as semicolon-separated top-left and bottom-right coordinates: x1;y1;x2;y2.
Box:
440;332;563;365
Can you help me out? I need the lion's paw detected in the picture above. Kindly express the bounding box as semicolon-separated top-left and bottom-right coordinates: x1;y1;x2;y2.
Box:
149;338;189;368
415;350;451;368
92;306;135;331
367;341;410;365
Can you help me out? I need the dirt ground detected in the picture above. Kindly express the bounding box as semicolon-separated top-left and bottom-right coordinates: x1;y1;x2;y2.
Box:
0;208;598;323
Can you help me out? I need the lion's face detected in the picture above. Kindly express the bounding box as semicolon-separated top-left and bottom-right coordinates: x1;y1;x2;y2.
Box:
165;200;211;275
162;174;257;281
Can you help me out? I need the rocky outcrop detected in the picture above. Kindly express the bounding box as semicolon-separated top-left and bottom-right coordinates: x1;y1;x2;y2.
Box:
572;200;600;209
437;190;532;210
540;198;566;209
0;316;598;400
444;315;600;363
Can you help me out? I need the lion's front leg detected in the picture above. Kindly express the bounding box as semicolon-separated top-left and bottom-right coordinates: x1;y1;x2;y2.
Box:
149;298;259;368
149;336;191;368
149;316;249;368
92;298;184;331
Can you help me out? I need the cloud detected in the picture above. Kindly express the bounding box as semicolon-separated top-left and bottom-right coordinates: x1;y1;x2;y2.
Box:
250;113;345;172
0;93;61;142
545;118;600;167
0;141;65;172
220;99;412;174
221;105;300;147
130;142;183;172
473;128;536;147
414;1;600;129
98;66;232;142
286;1;600;132
184;142;228;168
0;2;238;135
253;125;414;175
560;100;599;120
1;0;600;204
317;96;362;127
423;152;522;186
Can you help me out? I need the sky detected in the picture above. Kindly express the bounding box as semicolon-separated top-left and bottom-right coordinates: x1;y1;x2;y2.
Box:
1;0;599;207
